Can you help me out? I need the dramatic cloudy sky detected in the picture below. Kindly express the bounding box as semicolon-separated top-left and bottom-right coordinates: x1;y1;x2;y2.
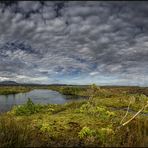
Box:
0;1;148;86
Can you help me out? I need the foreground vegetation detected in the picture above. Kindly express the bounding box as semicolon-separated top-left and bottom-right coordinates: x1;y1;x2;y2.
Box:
0;85;148;147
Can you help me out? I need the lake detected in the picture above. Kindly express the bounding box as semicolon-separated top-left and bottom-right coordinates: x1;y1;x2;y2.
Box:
0;89;84;113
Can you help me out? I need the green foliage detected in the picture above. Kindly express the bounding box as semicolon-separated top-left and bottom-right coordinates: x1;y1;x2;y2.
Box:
79;102;116;119
40;123;51;133
86;84;112;98
0;85;148;147
97;126;115;142
0;86;31;95
59;86;84;96
78;126;94;139
78;125;115;146
12;98;43;116
90;84;99;91
57;86;86;96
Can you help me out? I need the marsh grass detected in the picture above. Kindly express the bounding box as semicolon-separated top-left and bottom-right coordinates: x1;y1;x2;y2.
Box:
0;85;147;147
0;86;31;95
0;115;30;147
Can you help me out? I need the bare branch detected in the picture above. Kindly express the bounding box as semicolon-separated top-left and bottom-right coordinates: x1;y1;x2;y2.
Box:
121;102;148;127
120;101;131;124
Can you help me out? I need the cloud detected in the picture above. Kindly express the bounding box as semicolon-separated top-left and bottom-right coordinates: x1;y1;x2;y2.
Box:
0;1;148;85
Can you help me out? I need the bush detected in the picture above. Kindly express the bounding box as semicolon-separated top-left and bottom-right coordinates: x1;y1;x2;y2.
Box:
86;84;112;98
60;87;82;95
12;98;43;116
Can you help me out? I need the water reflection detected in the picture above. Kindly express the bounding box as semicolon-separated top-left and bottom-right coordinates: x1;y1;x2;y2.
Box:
0;89;68;113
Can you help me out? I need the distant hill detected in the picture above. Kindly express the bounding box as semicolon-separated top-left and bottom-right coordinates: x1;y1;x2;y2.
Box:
0;81;18;85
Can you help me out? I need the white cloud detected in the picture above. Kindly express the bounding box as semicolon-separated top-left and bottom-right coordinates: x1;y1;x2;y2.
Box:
89;72;99;76
0;2;148;86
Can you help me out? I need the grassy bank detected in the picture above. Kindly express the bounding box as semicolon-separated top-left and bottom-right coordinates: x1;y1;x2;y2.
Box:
0;86;32;95
0;85;147;147
48;85;87;97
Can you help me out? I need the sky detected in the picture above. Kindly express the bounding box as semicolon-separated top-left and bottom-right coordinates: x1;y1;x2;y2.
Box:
0;1;148;86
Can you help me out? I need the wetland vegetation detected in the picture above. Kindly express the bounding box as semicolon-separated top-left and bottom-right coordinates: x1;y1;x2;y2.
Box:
0;86;32;95
0;84;147;147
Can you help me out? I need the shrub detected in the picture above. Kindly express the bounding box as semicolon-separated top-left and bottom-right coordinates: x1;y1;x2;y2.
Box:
60;86;83;95
12;98;43;116
86;84;111;98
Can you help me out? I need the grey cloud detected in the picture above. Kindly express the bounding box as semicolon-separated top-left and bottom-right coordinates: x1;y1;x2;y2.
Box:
0;1;148;85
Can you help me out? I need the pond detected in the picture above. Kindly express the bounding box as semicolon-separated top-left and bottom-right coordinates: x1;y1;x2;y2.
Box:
0;89;85;113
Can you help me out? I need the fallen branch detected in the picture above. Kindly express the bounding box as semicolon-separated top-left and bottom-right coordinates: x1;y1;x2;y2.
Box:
121;102;148;127
120;101;131;124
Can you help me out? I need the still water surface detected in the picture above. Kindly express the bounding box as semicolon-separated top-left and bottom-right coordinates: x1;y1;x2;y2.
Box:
0;89;82;113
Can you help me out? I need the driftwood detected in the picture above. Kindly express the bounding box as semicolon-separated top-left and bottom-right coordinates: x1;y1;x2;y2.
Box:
120;101;132;124
120;102;148;127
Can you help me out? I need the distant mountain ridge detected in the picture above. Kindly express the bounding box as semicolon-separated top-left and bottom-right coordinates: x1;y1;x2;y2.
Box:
0;81;144;88
0;81;18;85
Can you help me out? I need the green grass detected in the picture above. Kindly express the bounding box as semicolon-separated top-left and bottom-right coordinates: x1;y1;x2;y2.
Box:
0;85;148;147
0;86;31;95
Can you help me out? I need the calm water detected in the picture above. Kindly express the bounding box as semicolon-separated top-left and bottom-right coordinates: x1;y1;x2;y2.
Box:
0;89;83;113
